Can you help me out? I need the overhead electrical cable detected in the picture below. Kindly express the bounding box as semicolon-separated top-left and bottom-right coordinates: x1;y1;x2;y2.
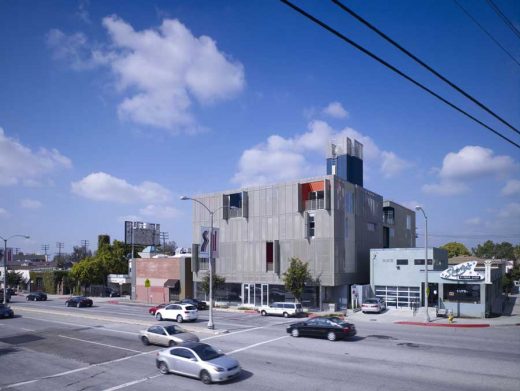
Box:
332;0;520;136
486;0;520;40
280;0;520;149
453;0;520;68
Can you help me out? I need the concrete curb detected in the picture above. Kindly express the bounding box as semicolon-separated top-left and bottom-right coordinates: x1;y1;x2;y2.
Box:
395;321;490;328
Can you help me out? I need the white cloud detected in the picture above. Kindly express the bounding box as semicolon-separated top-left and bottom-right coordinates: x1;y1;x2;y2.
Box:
439;146;517;180
71;172;171;204
421;181;469;196
49;16;245;132
422;146;518;197
381;151;412;179
322;102;348;119
465;217;481;225
139;204;179;219
0;127;72;186
0;208;8;218
502;179;520;196
232;119;410;187
20;199;42;209
498;202;520;219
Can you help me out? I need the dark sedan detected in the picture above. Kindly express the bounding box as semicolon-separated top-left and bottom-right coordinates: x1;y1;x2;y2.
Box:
0;304;14;318
178;298;208;310
65;296;93;307
26;291;48;301
286;316;356;341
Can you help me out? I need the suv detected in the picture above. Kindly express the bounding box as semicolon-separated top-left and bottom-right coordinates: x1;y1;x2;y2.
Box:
259;302;303;318
155;303;198;323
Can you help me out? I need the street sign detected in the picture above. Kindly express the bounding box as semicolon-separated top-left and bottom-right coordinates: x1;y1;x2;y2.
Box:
144;279;151;288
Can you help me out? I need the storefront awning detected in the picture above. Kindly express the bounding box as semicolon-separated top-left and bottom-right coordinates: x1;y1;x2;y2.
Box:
163;279;180;288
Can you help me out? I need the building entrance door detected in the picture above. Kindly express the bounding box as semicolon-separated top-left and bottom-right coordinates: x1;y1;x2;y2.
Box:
422;282;439;307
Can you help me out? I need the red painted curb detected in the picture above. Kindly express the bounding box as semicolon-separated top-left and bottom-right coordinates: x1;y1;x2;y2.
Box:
395;321;490;328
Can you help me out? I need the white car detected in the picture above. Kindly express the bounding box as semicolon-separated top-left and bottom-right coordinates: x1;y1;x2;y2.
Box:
155;303;198;323
361;298;386;314
259;302;303;318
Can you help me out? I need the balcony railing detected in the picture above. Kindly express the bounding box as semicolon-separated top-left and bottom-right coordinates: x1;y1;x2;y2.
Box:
305;198;325;211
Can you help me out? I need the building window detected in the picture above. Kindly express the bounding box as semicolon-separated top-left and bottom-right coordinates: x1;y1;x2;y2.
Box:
266;242;274;272
367;222;376;232
406;215;412;230
396;259;408;265
414;259;433;265
443;283;480;303
383;208;395;225
306;213;315;238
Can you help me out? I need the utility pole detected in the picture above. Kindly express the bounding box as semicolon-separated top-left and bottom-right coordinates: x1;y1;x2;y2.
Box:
160;232;169;250
80;240;89;254
41;244;49;262
56;242;64;264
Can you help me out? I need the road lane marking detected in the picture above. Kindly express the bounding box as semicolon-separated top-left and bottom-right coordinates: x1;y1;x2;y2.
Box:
227;335;289;354
21;328;34;332
2;350;161;389
201;326;266;341
102;375;162;391
20;316;137;335
58;335;143;353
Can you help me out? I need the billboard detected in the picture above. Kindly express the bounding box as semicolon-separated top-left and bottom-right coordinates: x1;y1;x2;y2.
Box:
124;221;160;246
199;226;219;259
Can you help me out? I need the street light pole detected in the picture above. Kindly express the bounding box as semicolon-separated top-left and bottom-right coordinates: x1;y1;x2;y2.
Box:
415;206;430;322
1;234;30;304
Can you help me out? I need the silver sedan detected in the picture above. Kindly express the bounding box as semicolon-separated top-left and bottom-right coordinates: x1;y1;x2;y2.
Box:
156;342;241;384
139;324;199;347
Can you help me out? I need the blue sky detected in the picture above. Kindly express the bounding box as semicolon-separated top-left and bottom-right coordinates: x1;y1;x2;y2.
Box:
1;0;519;256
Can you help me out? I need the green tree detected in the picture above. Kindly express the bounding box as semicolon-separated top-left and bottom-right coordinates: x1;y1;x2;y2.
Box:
282;257;312;303
473;240;517;260
201;274;226;297
69;257;106;293
69;245;92;263
7;271;25;287
441;242;471;258
472;240;496;258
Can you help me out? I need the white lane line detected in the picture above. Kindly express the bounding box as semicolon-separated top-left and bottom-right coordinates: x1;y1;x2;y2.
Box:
3;350;158;389
21;316;137;335
102;375;162;391
201;326;266;341
21;328;35;332
58;335;143;353
227;335;289;354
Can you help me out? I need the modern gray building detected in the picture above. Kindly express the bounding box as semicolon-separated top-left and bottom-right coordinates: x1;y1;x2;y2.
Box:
188;138;415;309
370;247;505;318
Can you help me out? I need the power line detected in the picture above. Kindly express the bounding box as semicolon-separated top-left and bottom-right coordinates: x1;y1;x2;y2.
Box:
280;0;520;149
486;0;520;40
332;0;520;136
453;0;520;68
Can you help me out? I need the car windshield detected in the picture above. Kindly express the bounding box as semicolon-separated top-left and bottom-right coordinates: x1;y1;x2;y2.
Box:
164;325;182;335
192;344;223;361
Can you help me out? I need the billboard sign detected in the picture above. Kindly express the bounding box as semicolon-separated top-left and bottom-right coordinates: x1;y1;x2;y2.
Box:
440;261;483;281
199;226;219;259
124;221;160;246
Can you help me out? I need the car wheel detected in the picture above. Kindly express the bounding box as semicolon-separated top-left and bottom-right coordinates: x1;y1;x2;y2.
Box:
176;315;183;323
283;312;289;318
158;361;169;375
200;370;212;385
26;297;30;301
260;310;267;316
327;331;337;341
141;336;150;346
291;328;299;337
168;340;176;347
156;313;163;321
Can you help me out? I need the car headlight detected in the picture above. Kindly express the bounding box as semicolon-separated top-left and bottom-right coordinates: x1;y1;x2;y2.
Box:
211;366;225;372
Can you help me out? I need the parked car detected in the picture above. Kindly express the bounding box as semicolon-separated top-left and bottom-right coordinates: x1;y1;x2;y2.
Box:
155;303;198;323
103;288;120;298
361;298;386;314
65;296;93;307
259;302;303;318
177;298;208;310
286;316;357;341
139;324;199;347
26;291;48;301
149;303;168;315
7;288;16;296
0;303;14;318
156;342;241;384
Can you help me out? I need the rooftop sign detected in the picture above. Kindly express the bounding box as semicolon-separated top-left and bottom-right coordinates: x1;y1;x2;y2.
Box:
440;261;483;281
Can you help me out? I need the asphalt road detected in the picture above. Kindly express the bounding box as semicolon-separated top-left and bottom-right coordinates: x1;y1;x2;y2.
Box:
0;296;519;391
